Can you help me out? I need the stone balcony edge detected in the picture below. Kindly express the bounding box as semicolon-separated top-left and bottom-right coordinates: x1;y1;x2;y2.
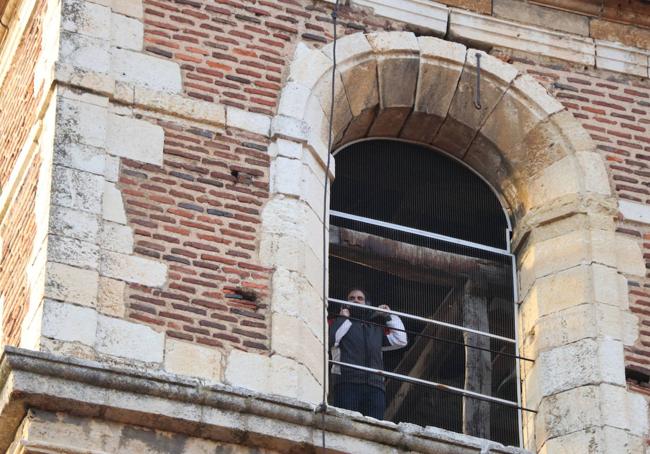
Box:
0;347;529;454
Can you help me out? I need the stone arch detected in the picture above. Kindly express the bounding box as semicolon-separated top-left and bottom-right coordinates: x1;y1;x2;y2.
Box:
264;31;647;452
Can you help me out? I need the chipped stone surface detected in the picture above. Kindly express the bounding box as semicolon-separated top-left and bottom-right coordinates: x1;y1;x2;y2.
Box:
102;181;127;224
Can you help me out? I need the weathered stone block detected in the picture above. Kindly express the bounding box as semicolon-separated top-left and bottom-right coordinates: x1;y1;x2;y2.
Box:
96;314;164;362
41;299;97;345
133;86;226;126
59;30;111;73
106;114;164;165
164;338;223;381
596;40;650;77
99;221;133;253
45;262;99;307
288;42;332;89
53;142;105;176
57;97;108;149
526;338;625;405
100;251;167;287
110;48;182;92
270;267;323;339
367;32;419;110
271;313;324;380
110;12;143;51
111;0;143;19
493;0;590;36
271;156;303;197
48;235;100;270
277;81;311;120
62;0;111;40
591;18;650;51
49;204;100;243
448;9;595;66
51;165;104;215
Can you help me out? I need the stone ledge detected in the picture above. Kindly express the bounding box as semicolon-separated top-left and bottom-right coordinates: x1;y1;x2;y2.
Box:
448;8;595;66
0;347;529;454
54;63;264;137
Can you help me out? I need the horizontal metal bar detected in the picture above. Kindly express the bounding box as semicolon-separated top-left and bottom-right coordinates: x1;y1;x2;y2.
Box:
329;298;516;344
329;360;535;412
342;313;534;363
330;210;512;257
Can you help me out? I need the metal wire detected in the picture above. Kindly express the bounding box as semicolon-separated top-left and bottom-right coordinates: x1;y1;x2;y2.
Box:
319;1;340;452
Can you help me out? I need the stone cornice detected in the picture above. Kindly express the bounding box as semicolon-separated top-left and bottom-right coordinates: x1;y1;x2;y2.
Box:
0;347;529;454
319;0;650;79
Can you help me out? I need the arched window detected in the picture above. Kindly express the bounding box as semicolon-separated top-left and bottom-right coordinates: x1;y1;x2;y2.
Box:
328;140;524;446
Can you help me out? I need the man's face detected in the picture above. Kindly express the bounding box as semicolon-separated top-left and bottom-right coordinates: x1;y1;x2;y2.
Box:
347;290;366;305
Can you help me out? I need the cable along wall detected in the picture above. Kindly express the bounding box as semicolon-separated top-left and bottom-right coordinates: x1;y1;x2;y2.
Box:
327;139;529;447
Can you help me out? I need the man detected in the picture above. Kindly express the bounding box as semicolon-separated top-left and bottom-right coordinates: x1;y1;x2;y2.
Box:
329;288;408;420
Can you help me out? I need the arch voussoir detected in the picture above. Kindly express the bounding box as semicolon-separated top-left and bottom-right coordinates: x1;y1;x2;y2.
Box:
432;49;518;157
400;36;466;143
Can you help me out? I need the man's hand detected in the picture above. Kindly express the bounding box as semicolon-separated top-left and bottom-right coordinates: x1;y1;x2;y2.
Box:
340;308;350;317
378;304;390;311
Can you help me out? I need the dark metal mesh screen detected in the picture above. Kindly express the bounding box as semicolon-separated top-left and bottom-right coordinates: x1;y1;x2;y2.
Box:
328;140;524;447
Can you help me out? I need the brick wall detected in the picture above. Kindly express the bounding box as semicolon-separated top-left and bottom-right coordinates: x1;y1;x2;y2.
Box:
0;0;46;346
0;0;45;187
120;118;274;351
141;0;403;115
0;157;40;346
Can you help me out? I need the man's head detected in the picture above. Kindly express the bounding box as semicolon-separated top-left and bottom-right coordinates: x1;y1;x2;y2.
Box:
347;288;368;305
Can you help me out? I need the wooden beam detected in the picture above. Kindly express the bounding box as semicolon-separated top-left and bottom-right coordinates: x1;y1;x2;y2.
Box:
330;225;510;292
462;281;492;439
